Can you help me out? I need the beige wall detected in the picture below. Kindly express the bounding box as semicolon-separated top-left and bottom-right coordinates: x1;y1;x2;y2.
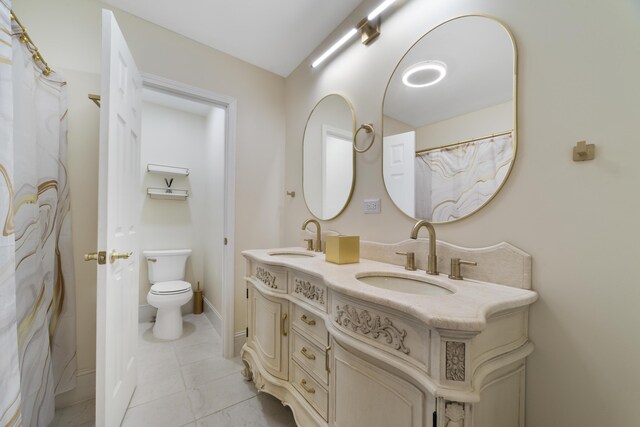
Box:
415;101;513;151
14;0;285;374
284;1;640;426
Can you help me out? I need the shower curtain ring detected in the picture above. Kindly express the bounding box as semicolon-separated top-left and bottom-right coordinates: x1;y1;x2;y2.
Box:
353;123;375;153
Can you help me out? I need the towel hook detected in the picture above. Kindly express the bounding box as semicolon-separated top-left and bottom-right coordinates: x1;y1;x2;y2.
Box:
353;123;375;153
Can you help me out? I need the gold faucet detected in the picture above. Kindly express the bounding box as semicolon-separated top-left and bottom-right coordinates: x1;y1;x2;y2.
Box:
302;219;322;252
410;220;438;275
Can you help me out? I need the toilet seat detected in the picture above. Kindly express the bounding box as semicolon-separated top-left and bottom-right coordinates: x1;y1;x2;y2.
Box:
150;280;192;295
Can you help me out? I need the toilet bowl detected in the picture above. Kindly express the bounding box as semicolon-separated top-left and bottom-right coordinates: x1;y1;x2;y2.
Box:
143;249;193;340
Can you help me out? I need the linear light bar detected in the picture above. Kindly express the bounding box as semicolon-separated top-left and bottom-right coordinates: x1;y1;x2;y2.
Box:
311;0;401;68
367;0;397;21
311;28;358;68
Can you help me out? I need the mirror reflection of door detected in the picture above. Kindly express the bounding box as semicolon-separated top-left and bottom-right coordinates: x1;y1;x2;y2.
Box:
383;131;415;216
322;125;353;219
382;15;517;223
303;94;355;220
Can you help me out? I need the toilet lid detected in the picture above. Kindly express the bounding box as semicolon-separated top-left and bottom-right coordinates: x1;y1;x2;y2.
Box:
150;280;192;295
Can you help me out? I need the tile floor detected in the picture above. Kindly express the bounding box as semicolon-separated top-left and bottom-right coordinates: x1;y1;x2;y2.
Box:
52;313;297;427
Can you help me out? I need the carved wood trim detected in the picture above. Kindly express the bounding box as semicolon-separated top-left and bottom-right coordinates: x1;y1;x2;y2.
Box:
444;402;465;427
293;278;325;304
335;304;410;354
256;267;277;289
445;341;466;381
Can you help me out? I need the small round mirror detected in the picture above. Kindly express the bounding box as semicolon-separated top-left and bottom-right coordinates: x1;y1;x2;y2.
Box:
382;16;517;223
303;94;355;220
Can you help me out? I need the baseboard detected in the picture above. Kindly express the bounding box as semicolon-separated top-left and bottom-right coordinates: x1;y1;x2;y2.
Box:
139;304;156;323
203;297;222;336
234;330;246;357
55;369;95;409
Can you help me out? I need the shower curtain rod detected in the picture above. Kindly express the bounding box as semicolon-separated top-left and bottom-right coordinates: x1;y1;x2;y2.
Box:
9;9;53;76
415;129;513;155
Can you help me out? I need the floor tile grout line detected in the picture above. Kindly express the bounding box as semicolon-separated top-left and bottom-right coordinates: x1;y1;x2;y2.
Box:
182;368;246;392
193;394;258;423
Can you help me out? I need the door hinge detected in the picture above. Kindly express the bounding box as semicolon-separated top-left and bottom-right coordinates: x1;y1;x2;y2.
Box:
224;237;228;245
245;327;248;338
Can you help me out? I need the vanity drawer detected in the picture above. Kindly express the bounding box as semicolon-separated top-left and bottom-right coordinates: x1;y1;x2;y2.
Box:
252;263;286;292
291;330;328;386
292;304;328;346
332;295;430;371
289;271;327;312
292;361;328;421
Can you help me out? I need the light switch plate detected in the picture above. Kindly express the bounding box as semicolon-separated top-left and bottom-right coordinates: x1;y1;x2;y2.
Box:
363;199;381;214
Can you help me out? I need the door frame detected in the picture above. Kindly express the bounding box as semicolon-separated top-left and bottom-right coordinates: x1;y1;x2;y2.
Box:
141;73;237;358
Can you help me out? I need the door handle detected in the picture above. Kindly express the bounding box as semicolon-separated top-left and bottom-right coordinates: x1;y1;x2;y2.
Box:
84;251;107;265
281;313;288;336
110;250;133;264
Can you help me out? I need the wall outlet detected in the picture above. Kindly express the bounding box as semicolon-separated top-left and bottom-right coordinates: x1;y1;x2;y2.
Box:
363;199;381;214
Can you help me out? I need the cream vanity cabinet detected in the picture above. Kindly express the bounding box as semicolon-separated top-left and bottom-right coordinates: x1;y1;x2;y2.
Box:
247;281;289;380
241;243;537;427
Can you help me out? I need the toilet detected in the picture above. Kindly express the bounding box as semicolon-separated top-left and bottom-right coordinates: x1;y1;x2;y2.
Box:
143;249;193;340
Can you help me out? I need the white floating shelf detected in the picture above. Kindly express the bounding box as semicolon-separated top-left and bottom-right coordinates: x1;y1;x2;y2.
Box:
147;163;190;176
147;188;189;201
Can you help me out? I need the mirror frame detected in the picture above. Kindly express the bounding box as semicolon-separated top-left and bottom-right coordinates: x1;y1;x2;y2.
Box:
302;93;356;221
381;14;518;224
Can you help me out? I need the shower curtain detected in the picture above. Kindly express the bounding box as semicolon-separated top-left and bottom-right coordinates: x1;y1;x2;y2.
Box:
415;132;513;221
0;1;77;426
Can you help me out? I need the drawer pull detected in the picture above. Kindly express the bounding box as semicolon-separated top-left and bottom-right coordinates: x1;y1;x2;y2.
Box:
282;313;288;336
300;379;315;394
301;314;316;326
301;347;316;360
325;345;331;372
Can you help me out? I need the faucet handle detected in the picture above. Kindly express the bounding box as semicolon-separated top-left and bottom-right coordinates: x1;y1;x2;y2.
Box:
449;258;477;280
304;239;314;251
395;251;416;271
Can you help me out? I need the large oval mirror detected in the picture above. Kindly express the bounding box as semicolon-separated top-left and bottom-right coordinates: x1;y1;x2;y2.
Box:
382;16;516;223
303;94;355;220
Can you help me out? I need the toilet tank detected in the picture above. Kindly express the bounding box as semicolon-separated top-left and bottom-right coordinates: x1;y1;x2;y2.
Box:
143;249;192;283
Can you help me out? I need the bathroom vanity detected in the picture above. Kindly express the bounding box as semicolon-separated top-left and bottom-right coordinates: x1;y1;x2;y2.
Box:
241;239;537;427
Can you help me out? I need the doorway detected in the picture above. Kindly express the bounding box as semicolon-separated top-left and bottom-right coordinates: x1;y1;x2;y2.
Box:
140;74;237;359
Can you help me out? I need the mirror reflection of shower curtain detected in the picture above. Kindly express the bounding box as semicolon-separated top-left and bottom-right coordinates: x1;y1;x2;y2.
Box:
415;133;513;222
0;3;77;426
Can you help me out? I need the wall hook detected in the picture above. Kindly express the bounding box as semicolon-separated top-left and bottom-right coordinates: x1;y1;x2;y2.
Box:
286;191;296;198
573;140;595;161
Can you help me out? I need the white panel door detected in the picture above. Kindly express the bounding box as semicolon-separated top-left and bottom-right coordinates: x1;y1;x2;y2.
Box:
383;131;415;216
95;10;142;427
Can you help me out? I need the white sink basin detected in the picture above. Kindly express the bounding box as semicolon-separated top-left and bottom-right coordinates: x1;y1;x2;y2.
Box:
267;251;317;258
357;274;453;296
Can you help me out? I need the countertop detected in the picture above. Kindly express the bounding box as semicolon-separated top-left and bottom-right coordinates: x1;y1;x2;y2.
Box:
243;247;538;333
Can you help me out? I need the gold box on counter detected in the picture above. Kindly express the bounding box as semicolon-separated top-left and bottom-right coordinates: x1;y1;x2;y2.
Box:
325;235;360;264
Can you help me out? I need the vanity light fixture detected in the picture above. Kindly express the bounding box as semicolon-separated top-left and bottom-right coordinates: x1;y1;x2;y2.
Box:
312;28;358;68
311;0;399;68
367;0;397;20
402;60;448;88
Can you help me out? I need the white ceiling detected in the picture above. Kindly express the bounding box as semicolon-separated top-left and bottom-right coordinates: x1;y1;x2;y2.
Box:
384;16;514;128
102;0;363;77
